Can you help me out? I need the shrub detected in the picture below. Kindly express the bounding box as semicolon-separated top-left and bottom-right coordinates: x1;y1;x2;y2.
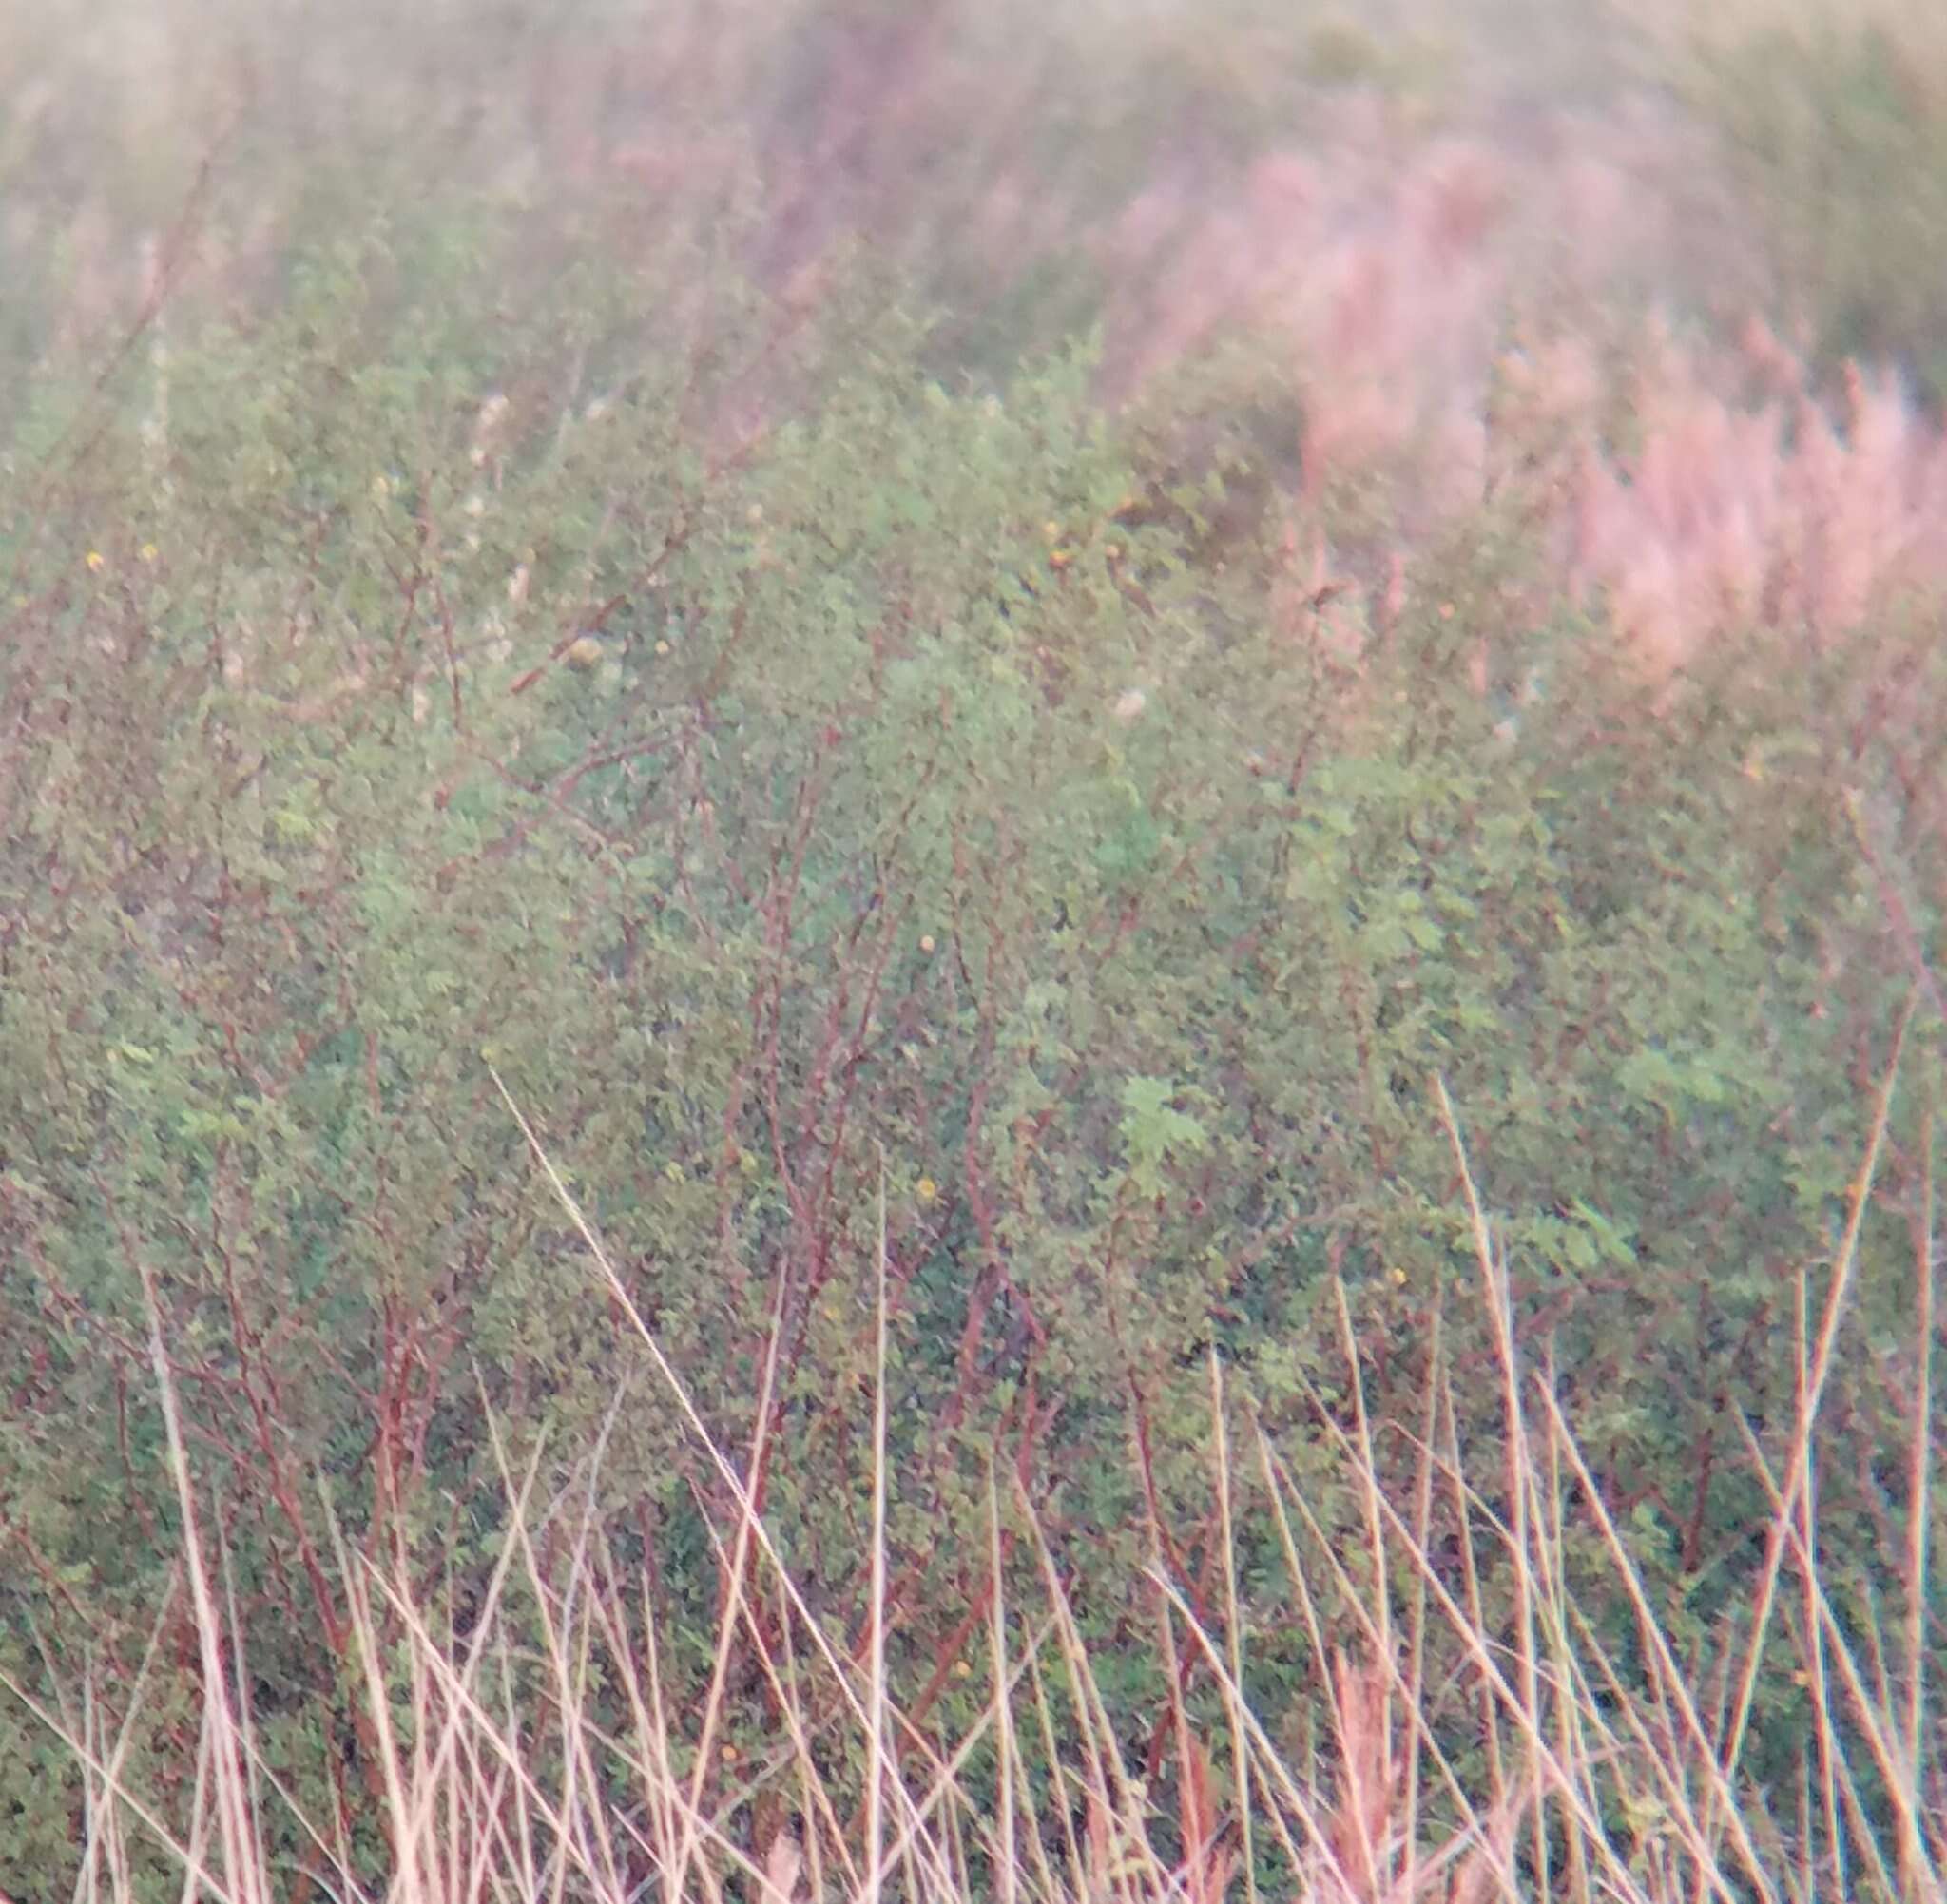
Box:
3;195;1942;1891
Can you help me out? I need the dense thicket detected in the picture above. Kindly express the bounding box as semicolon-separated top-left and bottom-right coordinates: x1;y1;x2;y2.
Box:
1;213;1941;1877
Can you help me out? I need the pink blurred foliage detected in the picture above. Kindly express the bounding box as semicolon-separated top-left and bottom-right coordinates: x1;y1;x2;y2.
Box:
1093;96;1947;690
1559;333;1947;681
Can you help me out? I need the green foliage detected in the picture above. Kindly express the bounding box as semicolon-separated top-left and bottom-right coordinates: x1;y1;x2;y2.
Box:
1;199;1942;1891
1695;17;1947;399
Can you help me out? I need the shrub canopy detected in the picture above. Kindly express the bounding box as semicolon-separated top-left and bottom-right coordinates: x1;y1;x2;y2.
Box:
1;213;1942;1871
